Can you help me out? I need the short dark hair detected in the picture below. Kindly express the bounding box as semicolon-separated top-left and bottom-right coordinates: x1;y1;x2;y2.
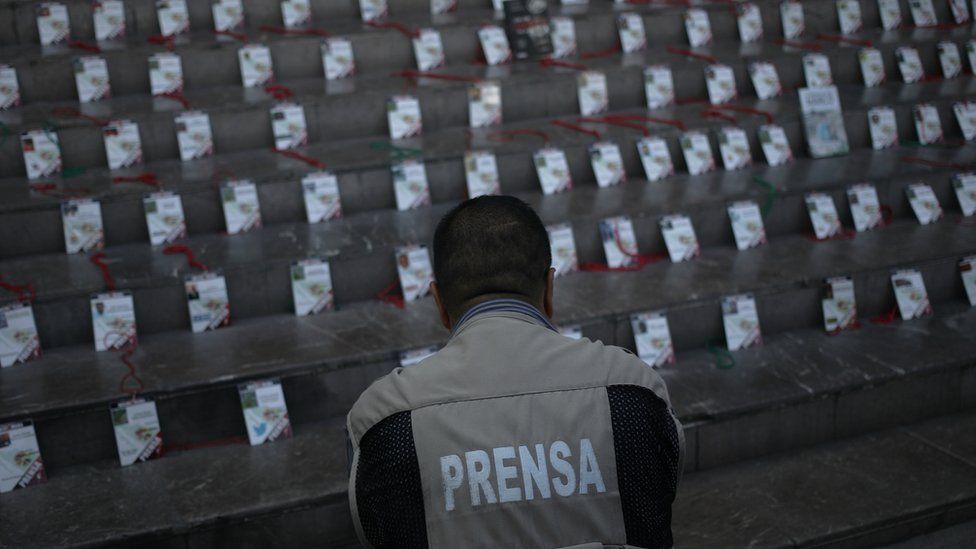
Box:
433;196;551;317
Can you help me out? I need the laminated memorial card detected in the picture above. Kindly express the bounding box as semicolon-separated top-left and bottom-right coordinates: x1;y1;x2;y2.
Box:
392;159;431;211
400;346;438;367
62;199;105;253
913;103;943;145
822;276;857;332
0;302;41;368
503;0;553;59
960;257;976;306
599;216;639;269
722;294;762;351
589;141;626;187
156;0;190;37
905;183;943;225
431;0;457;15
479;25;512;65
637;136;675;181
270;102;308;150
736;2;763;43
103;120;143;169
388;95;422;139
891;269;932;320
322;38;355;80
908;0;937;26
558;325;583;340
836;0;863;33
221;180;262;234
630;311;676;368
93;0;125;41
469;81;502;128
847;183;883;231
534;147;573;194
878;0;902;29
412;29;446;71
953;173;976;216
395;245;434;302
758;124;793;166
949;0;970;23
660;214;700;262
291;258;334;316
680;131;715;175
0;65;19;110
238;380;292;446
359;0;388;22
968;41;976;73
728;200;767;250
803;53;833;88
144;191;186;245
547;223;579;277
74;56;111;103
36;3;69;45
705;64;736;105
549;17;577;59
212;0;244;33
617;12;646;53
858;48;885;87
938;42;962;79
644;65;674;109
895;46;924;83
21;129;62;179
577;71;608;116
175;111;213;161
799;86;850;158
805;192;842;239
149;52;183;96
0;421;46;493
780;0;804;39
111;399;162;467
91;292;137;351
281;0;311;28
718;126;752;171
302;171;343;222
749;62;782;100
684;9;712;47
464;150;501;198
238;44;274;87
185;271;230;332
867;106;898;150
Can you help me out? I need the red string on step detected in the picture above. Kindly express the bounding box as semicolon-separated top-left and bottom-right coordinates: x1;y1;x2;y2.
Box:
376;280;405;309
394;70;482;83
271;148;326;169
666;47;718;64
164;436;248;454
163;244;208;271
539;57;589;71
89;252;116;291
50;107;111;126
580;44;621;60
550;119;602;139
160;91;191;109
147;34;176;50
487;129;550;143
815;33;872;47
366;20;421;38
899;156;969;170
700;109;738;124
0;275;36;302
112;172;161;188
259;25;331;38
605;113;687;131
264;84;294;100
213;29;249;43
804;229;857;242
825;319;862;336
581;116;650;137
580;224;667;271
709;104;774;124
29;183;90;199
870;306;898;325
880;204;894;227
117;342;144;396
770;38;823;52
68;40;101;53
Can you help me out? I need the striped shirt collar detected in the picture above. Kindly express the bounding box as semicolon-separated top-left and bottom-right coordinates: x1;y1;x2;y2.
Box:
452;298;557;335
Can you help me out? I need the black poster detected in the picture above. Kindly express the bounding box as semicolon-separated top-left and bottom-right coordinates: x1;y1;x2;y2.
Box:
503;0;553;60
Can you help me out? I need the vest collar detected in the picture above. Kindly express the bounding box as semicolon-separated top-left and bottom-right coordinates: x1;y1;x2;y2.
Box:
451;298;557;336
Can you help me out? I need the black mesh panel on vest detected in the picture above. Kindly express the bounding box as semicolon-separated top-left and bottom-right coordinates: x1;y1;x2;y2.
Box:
607;385;681;549
355;411;429;548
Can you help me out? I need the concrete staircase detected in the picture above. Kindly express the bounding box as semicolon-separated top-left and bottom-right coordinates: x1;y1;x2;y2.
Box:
1;0;975;546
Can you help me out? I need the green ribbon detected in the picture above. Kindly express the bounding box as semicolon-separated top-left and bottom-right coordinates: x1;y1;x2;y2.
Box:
705;339;736;370
752;176;776;218
369;141;423;160
62;167;86;178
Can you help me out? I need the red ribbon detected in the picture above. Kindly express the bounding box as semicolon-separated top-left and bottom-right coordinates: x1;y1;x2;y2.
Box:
264;84;294;100
68;40;102;53
213;29;249;43
880;204;894;227
550;119;602;139
605;113;687;131
538;58;589;71
804;229;857;242
50;107;111;126
160;91;191;109
826;319;862;336
394;70;482;83
815;33;873;47
113;172;161;188
117;344;144;396
147;34;176;50
700;109;738;124
870;306;898;325
899;156;969;170
89;252;116;291
771;38;823;52
580;44;621;60
0;276;36;302
29;183;89;199
259;25;331;38
164;436;247;455
271;148;326;169
666;47;718;64
163;244;208;271
580;224;667;271
376;280;405;309
709;104;774;124
580;116;650;137
487;129;551;143
366;20;421;38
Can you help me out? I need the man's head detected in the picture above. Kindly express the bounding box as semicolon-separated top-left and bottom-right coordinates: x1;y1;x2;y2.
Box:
431;196;554;329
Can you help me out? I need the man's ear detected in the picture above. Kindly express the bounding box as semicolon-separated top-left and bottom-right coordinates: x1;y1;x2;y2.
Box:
543;267;555;319
431;281;452;330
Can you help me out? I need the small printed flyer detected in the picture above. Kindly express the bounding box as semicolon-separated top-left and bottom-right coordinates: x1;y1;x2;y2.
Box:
395;245;433;303
908;0;937;26
960;257;976;306
270;102;308;150
291;258;334;316
718;127;752;171
837;0;863;34
36;2;70;45
896;47;924;83
631;311;675;368
637;136;675;181
238;44;274;88
0;65;20;110
91;292;137;352
705;64;736;105
805;192;842;240
822;276;858;332
644;65;674;109
803;53;833;88
239;380;293;446
878;0;902;30
359;0;389;22
549;17;577;59
559;325;583;340
281;0;311;28
185;271;231;333
212;0;244;33
221;180;263;234
660;214;700;263
478;25;512;66
617;12;646;53
431;0;457;15
728;200;767;251
400;346;438;367
589;141;626;187
684;9;712;47
103;120;143;169
412;29;446;71
322;38;355;80
722;294;762;351
534;147;573;195
144;191;187;245
749;62;782;100
156;0;190;37
469;81;502;128
780;0;804;39
953;101;976;141
938;42;962;79
149;53;183;96
74;56;111;103
175;111;214;161
859;48;885;87
599;216;639;269
867;106;898;150
905;183;943;225
891;269;932;320
392;159;431;211
758;124;793;166
0;421;46;493
680;131;715;175
388;96;423;139
111;398;163;467
94;0;126;41
0;302;41;368
736;2;763;43
577;71;609;116
21;129;62;179
464;150;501;198
952;172;976;216
62;198;105;254
847;183;883;232
913;103;943;145
302;171;343;223
547;223;579;277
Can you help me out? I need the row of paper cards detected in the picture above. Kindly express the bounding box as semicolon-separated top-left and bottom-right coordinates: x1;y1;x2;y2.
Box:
0;377;293;492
